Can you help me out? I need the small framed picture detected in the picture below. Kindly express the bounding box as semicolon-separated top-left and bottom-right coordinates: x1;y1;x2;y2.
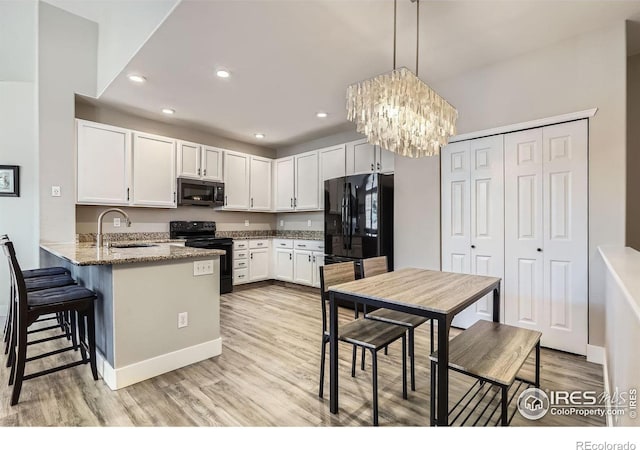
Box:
0;165;19;197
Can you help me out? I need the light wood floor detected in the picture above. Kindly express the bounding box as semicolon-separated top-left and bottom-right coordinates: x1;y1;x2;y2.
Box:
0;284;605;426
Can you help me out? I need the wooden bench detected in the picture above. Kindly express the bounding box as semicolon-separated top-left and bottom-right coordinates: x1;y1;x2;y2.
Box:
429;320;541;426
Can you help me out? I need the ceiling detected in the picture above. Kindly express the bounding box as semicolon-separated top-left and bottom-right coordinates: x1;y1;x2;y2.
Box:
93;0;640;148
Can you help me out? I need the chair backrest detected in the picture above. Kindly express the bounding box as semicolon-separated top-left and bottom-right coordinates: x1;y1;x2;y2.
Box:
319;261;355;332
361;256;389;278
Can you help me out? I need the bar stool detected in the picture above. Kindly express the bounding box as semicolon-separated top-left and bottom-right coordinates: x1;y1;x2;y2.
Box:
3;240;98;405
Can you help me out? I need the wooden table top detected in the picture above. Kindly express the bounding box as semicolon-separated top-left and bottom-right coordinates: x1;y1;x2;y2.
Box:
329;268;501;316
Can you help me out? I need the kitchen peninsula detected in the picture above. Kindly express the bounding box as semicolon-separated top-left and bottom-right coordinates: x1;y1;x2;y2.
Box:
39;241;225;390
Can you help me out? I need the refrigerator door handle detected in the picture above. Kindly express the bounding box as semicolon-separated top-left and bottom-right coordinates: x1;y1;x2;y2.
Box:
347;182;353;250
341;183;348;249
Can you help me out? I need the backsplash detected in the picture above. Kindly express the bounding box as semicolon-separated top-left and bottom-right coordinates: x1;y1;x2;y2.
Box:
76;229;323;243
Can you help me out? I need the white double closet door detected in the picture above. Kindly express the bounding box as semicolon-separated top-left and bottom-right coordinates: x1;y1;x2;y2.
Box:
441;120;588;355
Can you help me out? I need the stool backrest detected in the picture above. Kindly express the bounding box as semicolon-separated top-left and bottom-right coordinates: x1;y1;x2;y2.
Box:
319;261;355;333
361;256;389;278
2;240;27;319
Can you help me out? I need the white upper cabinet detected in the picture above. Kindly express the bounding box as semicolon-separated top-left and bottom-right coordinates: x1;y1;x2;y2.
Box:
201;145;223;181
177;140;201;179
294;151;319;210
177;142;223;181
318;144;346;209
249;156;272;210
274;157;295;211
346;138;394;175
77;120;131;206
131;132;177;207
223;150;250;209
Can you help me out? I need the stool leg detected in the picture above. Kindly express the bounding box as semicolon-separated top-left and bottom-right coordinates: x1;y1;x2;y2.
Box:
430;319;435;354
77;311;88;362
86;306;98;380
70;311;78;351
401;334;407;400
4;295;13;355
409;328;416;391
7;301;17;373
361;347;365;371
384;346;388;355
10;319;28;405
371;349;378;426
351;345;357;377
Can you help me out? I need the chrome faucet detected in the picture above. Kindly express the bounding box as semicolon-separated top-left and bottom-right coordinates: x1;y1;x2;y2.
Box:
96;208;131;247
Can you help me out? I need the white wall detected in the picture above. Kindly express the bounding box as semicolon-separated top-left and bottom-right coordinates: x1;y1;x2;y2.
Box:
410;22;627;347
627;51;640;250
0;1;39;316
39;2;97;243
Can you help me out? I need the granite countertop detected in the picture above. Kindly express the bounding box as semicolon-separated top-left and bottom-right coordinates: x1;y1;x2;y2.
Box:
76;230;324;243
40;242;225;266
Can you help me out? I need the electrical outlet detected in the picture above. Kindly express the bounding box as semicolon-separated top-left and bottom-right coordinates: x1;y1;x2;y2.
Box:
193;260;214;276
113;218;121;227
307;219;312;227
244;220;250;227
51;186;61;197
177;312;188;328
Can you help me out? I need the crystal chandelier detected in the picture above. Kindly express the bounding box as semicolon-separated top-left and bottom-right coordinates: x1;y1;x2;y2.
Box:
346;0;458;158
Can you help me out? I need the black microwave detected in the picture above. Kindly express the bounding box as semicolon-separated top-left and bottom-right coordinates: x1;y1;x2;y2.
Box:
177;178;224;207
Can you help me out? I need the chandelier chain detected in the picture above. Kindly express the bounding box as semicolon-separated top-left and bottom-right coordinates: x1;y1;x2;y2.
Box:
393;0;397;70
416;0;419;76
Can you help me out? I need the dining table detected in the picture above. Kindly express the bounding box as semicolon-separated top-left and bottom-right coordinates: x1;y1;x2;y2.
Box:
328;267;502;426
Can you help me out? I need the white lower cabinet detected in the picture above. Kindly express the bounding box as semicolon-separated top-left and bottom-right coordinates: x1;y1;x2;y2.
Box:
294;250;314;285
274;248;294;282
312;252;324;288
249;248;270;281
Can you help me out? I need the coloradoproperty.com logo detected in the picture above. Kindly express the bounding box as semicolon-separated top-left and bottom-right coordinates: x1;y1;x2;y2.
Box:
516;387;637;420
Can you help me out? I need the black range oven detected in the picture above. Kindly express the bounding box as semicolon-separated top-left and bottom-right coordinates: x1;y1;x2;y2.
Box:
170;221;233;294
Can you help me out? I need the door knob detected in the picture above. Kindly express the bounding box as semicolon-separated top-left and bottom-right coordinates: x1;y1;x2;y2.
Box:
537;248;543;252
471;245;476;249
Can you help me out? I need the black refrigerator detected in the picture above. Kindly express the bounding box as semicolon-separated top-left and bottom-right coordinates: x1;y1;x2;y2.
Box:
324;173;394;274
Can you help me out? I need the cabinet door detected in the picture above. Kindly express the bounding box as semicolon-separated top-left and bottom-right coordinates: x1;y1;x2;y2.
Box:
312;252;325;288
504;128;544;333
274;157;295;211
540;120;588;355
346;139;376;175
294;151;319;210
132;132;176;207
177;140;200;179
441;140;471;275
77;120;131;205
455;136;505;328
274;248;294;282
318;145;346;209
249;156;272;210
293;250;314;285
202;146;223;181
223;151;250;209
249;248;270;281
376;146;395;173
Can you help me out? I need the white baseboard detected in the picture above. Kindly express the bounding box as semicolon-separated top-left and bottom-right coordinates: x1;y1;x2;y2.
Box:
96;338;222;390
586;344;605;365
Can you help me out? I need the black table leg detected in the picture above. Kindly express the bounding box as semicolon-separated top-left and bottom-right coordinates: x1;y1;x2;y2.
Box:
492;284;501;322
329;291;339;414
535;341;541;387
436;316;450;426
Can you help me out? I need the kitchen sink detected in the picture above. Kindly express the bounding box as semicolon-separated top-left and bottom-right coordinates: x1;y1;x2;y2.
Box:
109;242;157;249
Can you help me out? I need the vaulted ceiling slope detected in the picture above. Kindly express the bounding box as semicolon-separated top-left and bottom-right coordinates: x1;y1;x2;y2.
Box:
85;1;640;147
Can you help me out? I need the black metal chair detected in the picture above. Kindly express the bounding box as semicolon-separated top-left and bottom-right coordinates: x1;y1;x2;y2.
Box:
319;261;408;426
3;239;98;405
360;256;433;391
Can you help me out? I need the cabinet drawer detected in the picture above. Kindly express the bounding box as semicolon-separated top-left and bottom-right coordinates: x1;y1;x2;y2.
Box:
273;239;293;249
249;239;270;249
234;250;248;260
233;240;248;250
294;240;324;252
234;259;249;270
234;268;249;284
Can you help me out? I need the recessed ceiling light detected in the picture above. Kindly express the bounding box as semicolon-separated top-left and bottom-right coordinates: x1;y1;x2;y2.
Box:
216;69;231;78
316;112;328;118
162;108;175;115
254;133;265;139
128;74;146;83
